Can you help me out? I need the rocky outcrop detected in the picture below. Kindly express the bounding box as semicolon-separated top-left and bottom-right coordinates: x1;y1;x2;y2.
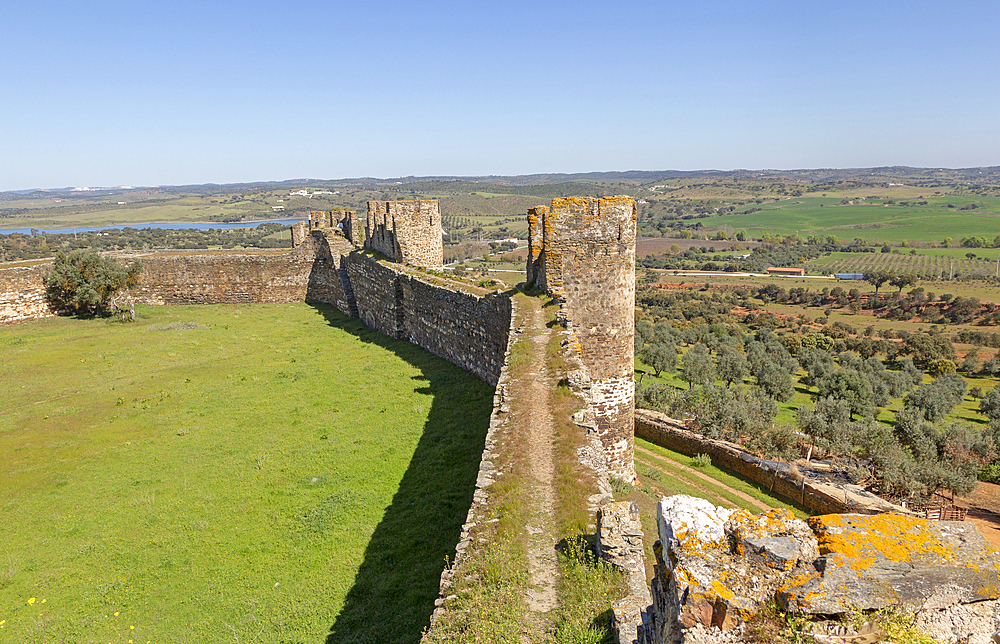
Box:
779;514;1000;614
642;497;818;644
639;495;1000;644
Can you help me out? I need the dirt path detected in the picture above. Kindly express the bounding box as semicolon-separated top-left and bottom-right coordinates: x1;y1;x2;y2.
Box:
635;444;773;513
957;481;1000;550
521;302;558;621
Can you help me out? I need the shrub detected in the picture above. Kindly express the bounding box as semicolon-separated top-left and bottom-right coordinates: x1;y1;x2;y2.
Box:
44;249;142;317
690;454;712;468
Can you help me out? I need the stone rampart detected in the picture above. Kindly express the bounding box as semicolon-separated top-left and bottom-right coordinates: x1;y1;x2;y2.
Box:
345;252;406;339
365;200;443;270
0;263;53;324
136;252;314;305
401;276;511;385
424;297;520;637
344;253;511;385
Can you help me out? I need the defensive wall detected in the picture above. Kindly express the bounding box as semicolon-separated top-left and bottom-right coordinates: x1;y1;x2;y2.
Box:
635;409;905;516
0;202;509;387
0;263;52;324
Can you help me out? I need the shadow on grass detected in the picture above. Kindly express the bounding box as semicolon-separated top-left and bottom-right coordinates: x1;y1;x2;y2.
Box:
308;304;494;644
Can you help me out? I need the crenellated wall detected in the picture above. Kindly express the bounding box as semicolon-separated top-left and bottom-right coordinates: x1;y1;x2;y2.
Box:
365;200;443;270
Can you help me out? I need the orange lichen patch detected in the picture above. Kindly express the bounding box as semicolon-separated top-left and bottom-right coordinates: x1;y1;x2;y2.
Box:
672;565;697;587
776;569;822;605
551;197;591;211
728;508;798;541
808;514;953;570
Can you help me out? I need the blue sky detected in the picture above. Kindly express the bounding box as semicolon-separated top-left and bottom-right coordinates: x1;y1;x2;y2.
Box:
2;0;999;190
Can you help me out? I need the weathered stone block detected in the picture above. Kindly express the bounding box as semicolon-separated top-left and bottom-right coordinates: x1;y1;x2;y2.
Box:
779;514;1000;614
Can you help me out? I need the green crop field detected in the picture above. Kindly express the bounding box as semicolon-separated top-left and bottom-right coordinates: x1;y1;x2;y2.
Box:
0;303;492;643
806;250;1000;278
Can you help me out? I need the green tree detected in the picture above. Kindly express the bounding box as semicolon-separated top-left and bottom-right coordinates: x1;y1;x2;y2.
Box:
863;270;892;294
640;342;678;377
799;348;834;387
904;373;968;422
754;360;795;402
902;334;956;367
980;387;1000;422
927;358;957;377
716;345;748;388
798;396;853;453
680;344;716;389
818;368;874;419
44;250;142;317
889;273;918;293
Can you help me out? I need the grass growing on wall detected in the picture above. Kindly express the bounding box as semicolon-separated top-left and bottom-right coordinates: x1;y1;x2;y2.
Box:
0;302;493;644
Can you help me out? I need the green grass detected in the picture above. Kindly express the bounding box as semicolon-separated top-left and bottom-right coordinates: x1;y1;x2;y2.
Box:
0;303;493;643
705;196;1000;243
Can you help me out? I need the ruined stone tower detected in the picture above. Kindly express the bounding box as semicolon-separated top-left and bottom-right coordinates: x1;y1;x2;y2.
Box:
525;205;547;286
365;200;444;270
528;196;637;481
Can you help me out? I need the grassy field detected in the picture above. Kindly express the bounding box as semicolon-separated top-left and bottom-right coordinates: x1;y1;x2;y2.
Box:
670;194;1000;244
0;303;493;644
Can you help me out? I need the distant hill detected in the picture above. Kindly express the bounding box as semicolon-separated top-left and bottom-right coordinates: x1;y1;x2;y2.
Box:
6;166;1000;199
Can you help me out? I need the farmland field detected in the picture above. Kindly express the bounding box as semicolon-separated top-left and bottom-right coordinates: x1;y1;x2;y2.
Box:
807;250;1000;278
0;303;492;643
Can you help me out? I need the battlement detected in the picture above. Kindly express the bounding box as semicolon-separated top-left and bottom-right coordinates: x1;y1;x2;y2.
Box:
365;200;443;270
296;209;361;248
528;196;638;481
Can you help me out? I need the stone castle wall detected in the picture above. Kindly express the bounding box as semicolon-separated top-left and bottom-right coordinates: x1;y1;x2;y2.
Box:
310;209;360;245
365;200;443;270
0;263;53;324
345;252;407;339
136;252;314;305
531;196;638;481
400;274;512;385
345;253;512;384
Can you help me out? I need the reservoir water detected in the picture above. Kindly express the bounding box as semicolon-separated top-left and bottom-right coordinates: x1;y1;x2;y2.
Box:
0;218;306;236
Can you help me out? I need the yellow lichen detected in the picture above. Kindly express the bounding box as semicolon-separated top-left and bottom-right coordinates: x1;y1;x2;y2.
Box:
808;514;957;570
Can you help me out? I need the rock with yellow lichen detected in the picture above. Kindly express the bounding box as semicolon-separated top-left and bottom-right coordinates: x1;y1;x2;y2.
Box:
637;498;1000;644
641;496;820;643
778;513;1000;615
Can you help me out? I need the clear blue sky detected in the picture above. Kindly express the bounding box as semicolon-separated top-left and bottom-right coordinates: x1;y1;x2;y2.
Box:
2;0;999;190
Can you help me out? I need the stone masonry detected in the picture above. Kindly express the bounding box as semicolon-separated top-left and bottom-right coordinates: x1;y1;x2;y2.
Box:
365;200;443;270
529;196;638;482
525;204;547;286
310;209;360;245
